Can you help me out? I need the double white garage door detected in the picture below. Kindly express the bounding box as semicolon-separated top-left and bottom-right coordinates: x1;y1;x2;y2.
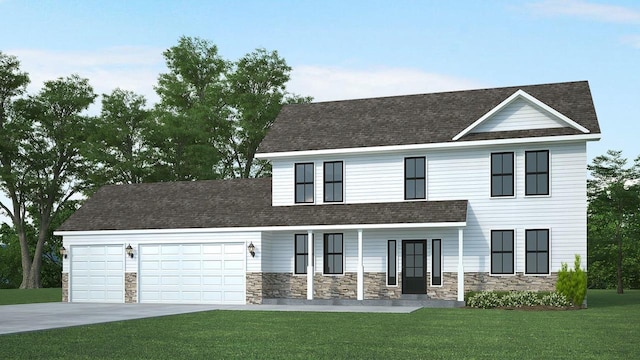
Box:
70;243;245;304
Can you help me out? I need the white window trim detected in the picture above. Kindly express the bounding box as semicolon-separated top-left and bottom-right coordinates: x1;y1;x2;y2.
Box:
386;239;399;287
524;149;552;198
321;159;345;204
489;150;517;199
524;228;552;276
489;229;517;277
429;238;444;287
321;233;345;276
293;161;316;205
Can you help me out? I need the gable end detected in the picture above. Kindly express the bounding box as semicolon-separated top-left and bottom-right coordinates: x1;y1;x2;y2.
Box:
452;89;590;141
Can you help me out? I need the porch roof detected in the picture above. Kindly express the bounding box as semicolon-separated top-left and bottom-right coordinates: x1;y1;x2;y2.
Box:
57;178;467;232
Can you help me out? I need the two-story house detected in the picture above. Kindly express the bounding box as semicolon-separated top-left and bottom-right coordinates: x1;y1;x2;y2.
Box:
56;81;600;306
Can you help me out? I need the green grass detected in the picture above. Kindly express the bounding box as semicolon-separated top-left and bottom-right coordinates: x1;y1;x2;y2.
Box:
1;290;639;359
0;288;61;305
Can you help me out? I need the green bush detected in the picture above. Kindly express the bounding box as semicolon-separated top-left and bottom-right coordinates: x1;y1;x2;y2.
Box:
466;290;570;309
556;254;587;307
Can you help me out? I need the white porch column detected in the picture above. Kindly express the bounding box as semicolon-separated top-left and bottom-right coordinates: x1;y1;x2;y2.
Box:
357;229;364;300
457;228;464;302
307;230;314;300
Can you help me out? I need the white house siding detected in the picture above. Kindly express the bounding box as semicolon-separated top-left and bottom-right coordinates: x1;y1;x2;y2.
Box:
262;228;460;275
471;98;567;133
270;141;587;275
427;142;587;273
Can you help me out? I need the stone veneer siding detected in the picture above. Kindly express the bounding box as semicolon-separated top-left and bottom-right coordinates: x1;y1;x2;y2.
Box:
246;272;263;304
62;272;69;302
260;271;557;301
125;272;137;303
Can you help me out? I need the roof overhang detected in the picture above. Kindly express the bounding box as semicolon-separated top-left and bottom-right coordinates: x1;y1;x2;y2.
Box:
54;221;467;237
255;133;601;160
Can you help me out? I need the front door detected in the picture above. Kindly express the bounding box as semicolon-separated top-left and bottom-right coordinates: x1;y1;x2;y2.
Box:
402;240;427;294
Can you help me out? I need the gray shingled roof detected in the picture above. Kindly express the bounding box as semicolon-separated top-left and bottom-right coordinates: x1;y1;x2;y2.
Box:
257;81;600;153
57;178;468;232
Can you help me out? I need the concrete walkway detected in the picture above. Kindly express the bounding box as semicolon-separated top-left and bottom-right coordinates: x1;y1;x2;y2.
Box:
0;302;420;335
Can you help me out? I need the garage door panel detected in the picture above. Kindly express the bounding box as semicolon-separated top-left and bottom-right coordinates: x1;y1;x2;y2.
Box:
70;245;124;303
139;243;246;304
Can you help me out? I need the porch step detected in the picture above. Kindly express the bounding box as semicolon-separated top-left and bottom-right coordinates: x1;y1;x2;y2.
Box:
261;298;465;308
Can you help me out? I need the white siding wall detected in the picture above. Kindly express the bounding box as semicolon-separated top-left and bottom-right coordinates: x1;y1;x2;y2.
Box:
269;141;588;274
262;229;460;274
471;98;567;133
62;231;261;273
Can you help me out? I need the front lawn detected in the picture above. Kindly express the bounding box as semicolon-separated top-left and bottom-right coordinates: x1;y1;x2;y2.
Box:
0;288;61;305
1;290;638;359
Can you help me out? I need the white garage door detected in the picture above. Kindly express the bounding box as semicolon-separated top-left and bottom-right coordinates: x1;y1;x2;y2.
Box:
70;245;124;303
139;243;245;304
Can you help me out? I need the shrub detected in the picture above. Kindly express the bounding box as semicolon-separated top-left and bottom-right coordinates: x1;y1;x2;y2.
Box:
466;291;502;308
501;290;541;307
556;254;587;307
541;292;571;307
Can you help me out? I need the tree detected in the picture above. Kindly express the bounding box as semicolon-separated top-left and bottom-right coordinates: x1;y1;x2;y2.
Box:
152;37;311;180
587;150;640;293
0;70;96;288
151;36;230;181
225;48;312;178
83;89;154;190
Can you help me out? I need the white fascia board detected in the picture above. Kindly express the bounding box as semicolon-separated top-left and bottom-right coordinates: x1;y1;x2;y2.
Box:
54;222;467;237
255;133;600;160
452;89;590;141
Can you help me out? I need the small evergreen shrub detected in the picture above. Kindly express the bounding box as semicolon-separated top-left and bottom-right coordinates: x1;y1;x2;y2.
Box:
555;254;587;307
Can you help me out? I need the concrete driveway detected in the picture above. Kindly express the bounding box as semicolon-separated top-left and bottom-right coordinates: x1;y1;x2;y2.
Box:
0;302;419;335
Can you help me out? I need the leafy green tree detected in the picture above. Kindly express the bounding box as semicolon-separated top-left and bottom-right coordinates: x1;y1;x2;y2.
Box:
84;89;154;191
0;223;24;288
1;69;96;288
225;48;312;178
588;150;640;293
151;36;230;181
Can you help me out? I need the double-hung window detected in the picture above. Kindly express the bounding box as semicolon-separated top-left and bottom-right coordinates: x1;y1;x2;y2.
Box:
294;234;309;274
323;233;343;274
491;230;514;274
526;229;549;274
324;161;343;202
295;163;314;203
525;150;549;196
491;152;514;197
405;157;425;200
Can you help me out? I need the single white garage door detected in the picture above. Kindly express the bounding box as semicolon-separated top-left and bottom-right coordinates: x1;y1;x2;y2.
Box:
139;243;245;304
70;245;124;303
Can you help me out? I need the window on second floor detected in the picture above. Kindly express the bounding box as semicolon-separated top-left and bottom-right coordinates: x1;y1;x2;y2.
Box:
405;157;426;200
324;161;343;202
491;152;514;197
525;150;549;196
295;163;314;203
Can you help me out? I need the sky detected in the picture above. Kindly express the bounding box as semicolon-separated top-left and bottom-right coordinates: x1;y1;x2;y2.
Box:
0;0;639;223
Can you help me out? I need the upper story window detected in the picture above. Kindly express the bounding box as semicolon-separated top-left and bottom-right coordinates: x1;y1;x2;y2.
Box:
323;161;343;203
525;150;549;196
323;233;343;274
526;229;549;274
491;152;514;197
295;163;314;203
405;157;425;200
491;230;514;275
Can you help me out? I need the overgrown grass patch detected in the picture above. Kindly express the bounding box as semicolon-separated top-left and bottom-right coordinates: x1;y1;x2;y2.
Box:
0;288;61;305
1;290;638;359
